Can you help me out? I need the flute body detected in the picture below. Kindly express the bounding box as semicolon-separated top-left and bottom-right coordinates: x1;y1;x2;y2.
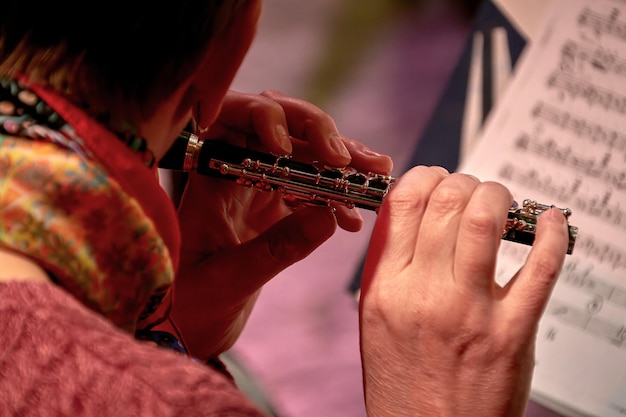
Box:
159;131;578;254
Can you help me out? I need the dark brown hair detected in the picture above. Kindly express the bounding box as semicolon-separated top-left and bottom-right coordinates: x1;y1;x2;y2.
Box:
0;1;248;117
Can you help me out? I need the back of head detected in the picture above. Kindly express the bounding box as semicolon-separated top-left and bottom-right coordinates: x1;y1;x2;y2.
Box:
0;1;249;118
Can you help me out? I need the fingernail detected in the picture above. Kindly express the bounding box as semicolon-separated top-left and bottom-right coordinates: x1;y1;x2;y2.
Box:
330;133;351;159
276;124;292;153
361;147;382;157
544;207;566;224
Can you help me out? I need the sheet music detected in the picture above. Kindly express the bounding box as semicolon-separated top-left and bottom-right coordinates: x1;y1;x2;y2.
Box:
458;1;626;416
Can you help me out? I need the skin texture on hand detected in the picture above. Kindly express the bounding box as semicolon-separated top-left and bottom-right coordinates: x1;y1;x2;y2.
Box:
170;90;393;360
358;166;569;417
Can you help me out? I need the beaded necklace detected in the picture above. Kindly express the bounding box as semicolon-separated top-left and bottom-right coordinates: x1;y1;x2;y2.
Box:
0;77;155;167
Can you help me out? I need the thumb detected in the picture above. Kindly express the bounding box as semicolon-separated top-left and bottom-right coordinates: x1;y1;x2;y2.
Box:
214;205;337;293
246;205;337;281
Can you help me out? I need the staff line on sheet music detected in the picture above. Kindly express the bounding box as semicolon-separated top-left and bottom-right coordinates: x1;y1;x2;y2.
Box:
548;71;626;114
561;39;626;78
570;235;626;271
532;101;626;153
513;133;625;189
498;163;626;232
561;261;626;309
547;298;626;349
578;6;626;40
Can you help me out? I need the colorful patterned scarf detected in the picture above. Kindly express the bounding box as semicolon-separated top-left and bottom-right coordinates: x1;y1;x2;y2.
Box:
0;77;181;332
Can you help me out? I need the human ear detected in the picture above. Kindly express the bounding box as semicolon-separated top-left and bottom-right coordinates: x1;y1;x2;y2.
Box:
184;0;263;129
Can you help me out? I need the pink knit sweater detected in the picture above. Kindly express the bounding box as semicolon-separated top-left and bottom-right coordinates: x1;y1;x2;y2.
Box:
0;281;265;417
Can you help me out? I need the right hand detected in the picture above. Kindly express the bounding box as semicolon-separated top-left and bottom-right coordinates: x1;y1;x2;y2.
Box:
170;90;392;360
359;166;569;417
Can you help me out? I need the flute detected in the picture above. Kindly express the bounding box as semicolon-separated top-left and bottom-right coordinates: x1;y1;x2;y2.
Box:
159;131;578;254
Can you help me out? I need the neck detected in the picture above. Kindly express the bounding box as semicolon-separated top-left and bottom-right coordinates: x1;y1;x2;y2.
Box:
103;87;193;161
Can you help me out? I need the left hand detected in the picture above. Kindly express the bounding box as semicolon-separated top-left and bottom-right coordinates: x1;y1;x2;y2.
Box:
169;90;393;360
358;167;569;417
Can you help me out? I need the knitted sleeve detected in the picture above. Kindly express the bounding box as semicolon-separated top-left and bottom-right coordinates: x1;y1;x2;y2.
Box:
0;281;265;417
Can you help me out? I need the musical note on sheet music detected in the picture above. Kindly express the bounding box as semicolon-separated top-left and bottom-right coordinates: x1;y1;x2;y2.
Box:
532;102;626;153
548;71;626;113
458;1;626;415
561;39;626;77
545;260;626;349
513;133;622;187
578;6;626;39
547;298;626;348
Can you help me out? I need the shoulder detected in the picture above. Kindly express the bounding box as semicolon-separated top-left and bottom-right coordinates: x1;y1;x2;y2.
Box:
0;280;265;416
0;246;50;283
